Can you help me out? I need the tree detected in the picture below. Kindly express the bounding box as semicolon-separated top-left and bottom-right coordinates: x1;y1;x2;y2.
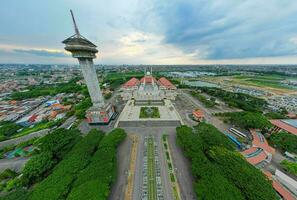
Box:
269;131;297;154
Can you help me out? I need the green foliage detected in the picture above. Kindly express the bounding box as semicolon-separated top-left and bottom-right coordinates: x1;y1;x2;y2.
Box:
10;79;83;100
190;91;216;108
28;129;104;200
176;123;277;200
74;98;92;119
265;112;287;119
0;169;18;181
218;111;271;129
209;147;276;200
0;122;22;139
281;160;297;176
198;87;266;112
269;131;297;154
139;107;160;118
67;128;127;200
0;188;30;200
21;129;80;185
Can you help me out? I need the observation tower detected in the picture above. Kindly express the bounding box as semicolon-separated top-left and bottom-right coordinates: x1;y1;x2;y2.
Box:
62;10;116;124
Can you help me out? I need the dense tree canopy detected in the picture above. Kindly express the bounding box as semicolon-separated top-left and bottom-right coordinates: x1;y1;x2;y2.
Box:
269;131;297;154
28;129;104;200
217;111;272;130
11;78;83;100
198;87;267;112
21;129;81;185
176;123;277;200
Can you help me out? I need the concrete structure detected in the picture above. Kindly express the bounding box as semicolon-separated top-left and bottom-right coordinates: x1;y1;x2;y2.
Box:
115;99;182;127
63;10;116;124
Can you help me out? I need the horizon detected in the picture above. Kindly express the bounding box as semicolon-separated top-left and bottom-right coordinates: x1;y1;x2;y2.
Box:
1;0;297;65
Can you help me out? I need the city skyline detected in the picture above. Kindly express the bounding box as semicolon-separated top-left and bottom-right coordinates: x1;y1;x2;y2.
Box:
1;0;297;65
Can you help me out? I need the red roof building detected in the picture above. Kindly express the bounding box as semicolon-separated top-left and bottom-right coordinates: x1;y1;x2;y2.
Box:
158;77;176;90
264;171;296;200
192;109;204;121
122;77;140;88
241;147;268;165
270;119;297;136
140;76;157;85
250;129;275;155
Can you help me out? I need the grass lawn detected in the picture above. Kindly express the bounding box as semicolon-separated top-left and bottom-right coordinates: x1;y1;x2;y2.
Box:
139;107;160;118
233;74;295;90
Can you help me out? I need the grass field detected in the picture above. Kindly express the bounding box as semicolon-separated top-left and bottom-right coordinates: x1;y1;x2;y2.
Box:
147;137;157;200
233;74;297;90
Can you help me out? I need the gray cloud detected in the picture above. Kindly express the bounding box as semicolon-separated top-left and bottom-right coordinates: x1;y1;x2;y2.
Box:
13;49;67;57
138;0;297;59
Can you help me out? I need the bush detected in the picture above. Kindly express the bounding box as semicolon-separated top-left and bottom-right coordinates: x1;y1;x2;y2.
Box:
281;160;297;176
190;91;216;108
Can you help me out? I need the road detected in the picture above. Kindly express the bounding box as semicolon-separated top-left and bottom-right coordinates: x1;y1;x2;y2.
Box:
108;135;132;200
121;127;196;200
181;91;230;132
0;157;29;172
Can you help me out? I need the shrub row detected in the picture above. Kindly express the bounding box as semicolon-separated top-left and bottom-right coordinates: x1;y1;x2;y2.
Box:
67;128;127;200
28;129;104;200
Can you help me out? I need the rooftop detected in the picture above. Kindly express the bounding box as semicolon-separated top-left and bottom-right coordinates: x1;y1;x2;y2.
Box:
270;119;297;136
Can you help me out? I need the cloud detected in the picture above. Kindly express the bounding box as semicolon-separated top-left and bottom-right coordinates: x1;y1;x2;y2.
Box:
13;49;68;57
138;0;297;60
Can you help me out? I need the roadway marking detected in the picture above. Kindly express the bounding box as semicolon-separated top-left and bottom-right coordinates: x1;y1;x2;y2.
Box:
124;134;138;200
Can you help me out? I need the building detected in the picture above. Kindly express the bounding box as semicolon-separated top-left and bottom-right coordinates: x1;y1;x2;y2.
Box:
121;69;177;102
116;69;182;128
270;119;297;136
62;10;116;125
192;109;204;122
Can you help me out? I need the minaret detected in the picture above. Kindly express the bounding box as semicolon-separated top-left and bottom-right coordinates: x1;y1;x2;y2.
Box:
62;10;115;124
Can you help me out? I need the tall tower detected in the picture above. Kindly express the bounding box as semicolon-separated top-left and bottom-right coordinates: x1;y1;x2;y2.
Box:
62;10;116;124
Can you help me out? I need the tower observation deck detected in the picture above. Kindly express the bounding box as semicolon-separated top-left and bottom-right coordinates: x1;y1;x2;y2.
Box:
62;10;116;124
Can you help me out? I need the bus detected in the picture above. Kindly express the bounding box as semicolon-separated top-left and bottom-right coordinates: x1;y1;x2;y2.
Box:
229;128;247;138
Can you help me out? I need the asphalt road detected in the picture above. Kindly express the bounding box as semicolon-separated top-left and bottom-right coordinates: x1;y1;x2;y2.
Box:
0;157;29;172
121;127;196;200
108;136;132;200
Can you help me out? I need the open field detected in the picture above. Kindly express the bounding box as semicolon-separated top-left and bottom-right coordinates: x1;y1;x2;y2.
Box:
204;74;297;95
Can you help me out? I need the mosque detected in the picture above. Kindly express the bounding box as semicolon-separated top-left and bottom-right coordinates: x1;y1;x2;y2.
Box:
115;69;182;127
121;68;177;104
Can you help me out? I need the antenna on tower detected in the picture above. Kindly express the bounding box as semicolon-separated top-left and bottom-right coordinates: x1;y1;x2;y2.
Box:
70;9;80;36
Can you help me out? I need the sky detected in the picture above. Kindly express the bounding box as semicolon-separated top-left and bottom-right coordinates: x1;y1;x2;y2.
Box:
1;0;297;65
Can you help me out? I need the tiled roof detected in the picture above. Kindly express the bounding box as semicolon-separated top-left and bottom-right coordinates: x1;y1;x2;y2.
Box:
242;147;268;165
158;77;176;89
250;129;275;154
270;120;297;136
264;171;296;200
140;76;157;84
192;110;204;118
123;77;140;88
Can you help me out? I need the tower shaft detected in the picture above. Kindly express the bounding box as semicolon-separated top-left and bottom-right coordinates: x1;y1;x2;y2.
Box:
79;58;104;107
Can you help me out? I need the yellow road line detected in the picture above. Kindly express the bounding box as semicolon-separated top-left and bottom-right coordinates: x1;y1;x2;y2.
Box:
124;134;138;200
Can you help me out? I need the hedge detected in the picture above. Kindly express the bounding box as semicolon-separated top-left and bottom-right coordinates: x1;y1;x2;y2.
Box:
28;129;104;200
67;128;127;200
